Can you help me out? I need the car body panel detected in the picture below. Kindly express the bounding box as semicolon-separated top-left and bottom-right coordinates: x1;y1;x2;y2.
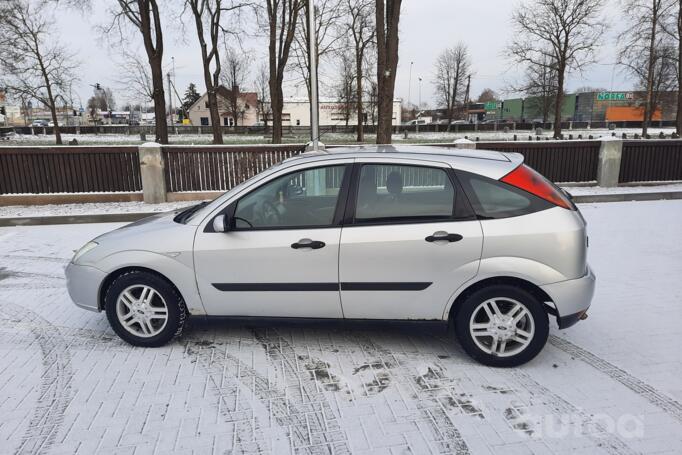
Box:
479;206;587;282
193;227;344;317
339;220;483;320
64;145;594;333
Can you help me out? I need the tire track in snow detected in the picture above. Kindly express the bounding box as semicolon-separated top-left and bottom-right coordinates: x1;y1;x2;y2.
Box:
251;328;352;455
0;301;74;455
508;369;639;455
352;333;470;454
549;335;682;423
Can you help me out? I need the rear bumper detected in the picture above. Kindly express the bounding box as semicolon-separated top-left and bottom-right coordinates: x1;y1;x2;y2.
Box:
65;262;106;312
541;266;596;329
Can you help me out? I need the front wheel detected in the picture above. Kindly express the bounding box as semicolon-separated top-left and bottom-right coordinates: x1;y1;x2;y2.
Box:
454;285;549;367
104;271;187;347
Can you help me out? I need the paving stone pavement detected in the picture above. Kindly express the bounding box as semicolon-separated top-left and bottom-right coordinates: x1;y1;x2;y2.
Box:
1;200;682;454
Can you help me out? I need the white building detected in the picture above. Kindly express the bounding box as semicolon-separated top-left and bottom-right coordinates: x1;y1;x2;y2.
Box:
276;97;402;127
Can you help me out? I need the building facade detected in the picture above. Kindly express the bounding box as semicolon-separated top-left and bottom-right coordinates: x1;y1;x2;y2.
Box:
276;98;402;127
485;91;679;123
188;86;259;127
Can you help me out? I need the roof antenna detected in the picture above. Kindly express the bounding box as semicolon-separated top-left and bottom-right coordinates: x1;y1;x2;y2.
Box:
305;0;323;152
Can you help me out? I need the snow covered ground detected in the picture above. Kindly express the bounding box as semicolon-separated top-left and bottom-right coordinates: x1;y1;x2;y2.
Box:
0;200;681;454
2;127;677;145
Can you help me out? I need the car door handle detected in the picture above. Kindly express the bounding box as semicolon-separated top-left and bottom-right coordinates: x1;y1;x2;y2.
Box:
425;232;463;243
291;239;326;249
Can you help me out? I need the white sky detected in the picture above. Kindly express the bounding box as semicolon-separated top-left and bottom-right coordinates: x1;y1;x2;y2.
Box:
52;0;632;109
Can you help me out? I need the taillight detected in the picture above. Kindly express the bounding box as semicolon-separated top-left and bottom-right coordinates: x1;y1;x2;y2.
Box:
501;164;576;210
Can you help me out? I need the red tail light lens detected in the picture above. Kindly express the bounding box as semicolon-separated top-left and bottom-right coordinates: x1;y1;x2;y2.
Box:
501;165;576;210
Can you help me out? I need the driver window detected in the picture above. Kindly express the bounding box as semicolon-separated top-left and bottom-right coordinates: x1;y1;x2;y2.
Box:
233;165;347;229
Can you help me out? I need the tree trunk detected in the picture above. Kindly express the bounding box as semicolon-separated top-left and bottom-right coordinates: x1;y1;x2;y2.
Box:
375;0;401;144
677;2;682;134
149;56;168;144
553;65;565;139
207;89;223;143
356;49;364;142
643;0;659;138
270;81;283;143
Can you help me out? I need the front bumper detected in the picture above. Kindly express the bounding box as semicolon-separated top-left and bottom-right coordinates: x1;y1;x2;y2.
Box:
65;262;106;312
541;266;596;329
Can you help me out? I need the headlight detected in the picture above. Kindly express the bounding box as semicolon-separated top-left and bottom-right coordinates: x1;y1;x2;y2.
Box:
72;241;99;264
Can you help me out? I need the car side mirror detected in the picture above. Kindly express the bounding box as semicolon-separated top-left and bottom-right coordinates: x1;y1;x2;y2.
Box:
212;214;230;233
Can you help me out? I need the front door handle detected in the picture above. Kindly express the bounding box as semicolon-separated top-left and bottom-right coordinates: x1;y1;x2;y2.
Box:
291;238;326;249
425;231;463;243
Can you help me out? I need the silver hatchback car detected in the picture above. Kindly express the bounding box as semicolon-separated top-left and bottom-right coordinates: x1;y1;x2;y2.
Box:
66;145;595;367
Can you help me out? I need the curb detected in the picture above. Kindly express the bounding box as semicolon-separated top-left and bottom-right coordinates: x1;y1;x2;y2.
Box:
1;191;682;227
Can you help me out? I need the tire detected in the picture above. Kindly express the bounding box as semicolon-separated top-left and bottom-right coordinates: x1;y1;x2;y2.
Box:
104;270;187;347
454;285;549;367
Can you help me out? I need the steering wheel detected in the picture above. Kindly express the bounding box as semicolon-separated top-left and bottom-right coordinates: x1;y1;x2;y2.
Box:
259;200;281;225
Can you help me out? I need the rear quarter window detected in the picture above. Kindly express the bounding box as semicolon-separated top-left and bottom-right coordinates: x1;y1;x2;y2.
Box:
457;170;552;219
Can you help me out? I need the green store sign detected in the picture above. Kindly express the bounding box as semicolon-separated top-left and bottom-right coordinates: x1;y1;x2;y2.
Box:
597;92;634;101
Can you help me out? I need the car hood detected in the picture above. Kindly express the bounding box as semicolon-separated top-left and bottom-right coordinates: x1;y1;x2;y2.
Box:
82;211;197;265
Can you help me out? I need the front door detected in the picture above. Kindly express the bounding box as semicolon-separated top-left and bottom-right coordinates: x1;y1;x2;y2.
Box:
339;161;483;320
194;163;350;317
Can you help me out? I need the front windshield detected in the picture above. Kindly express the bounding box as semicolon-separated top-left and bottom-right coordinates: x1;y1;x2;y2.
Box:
184;162;285;223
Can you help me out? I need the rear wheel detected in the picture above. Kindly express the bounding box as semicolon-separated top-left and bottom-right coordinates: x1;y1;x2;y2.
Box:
454;285;549;367
105;271;187;347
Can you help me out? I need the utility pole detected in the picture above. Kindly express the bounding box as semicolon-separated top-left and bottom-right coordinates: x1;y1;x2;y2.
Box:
463;74;471;120
307;0;320;150
408;61;414;108
418;77;422;108
167;72;173;126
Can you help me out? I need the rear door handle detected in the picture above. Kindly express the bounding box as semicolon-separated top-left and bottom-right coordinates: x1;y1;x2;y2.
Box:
291;239;326;249
425;231;463;243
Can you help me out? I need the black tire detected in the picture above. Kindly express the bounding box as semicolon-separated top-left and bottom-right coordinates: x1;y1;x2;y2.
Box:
454;285;549;367
104;270;187;347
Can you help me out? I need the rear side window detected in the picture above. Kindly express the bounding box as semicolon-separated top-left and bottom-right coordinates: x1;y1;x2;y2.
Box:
457;171;552;219
354;164;456;223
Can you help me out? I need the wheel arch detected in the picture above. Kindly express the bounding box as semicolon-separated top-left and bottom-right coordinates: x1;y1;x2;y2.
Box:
446;276;556;322
99;266;188;313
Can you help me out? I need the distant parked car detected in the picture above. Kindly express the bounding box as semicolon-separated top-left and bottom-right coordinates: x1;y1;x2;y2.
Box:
31;120;49;127
450;120;468;125
404;119;427;126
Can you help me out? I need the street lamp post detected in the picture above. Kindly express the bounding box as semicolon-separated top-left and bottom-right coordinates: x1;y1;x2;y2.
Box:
408;61;414;109
307;0;320;150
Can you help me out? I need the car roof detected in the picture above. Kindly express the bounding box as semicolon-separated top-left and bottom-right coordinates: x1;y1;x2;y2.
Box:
283;144;523;180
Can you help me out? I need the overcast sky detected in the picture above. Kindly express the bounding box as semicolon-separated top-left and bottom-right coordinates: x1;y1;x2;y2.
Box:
52;0;631;109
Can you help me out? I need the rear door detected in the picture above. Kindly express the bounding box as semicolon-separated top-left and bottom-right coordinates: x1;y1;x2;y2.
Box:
338;159;483;320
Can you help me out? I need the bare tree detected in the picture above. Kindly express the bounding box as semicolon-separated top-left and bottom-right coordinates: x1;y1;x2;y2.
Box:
254;63;272;126
291;0;345;104
0;0;79;145
433;43;470;130
265;0;305;143
103;1;170;143
618;0;675;136
375;0;402;144
335;50;356;126
509;0;606;138
115;50;155;105
346;0;375;141
477;88;498;103
220;47;250;126
184;0;252;143
514;55;559;123
677;1;682;133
